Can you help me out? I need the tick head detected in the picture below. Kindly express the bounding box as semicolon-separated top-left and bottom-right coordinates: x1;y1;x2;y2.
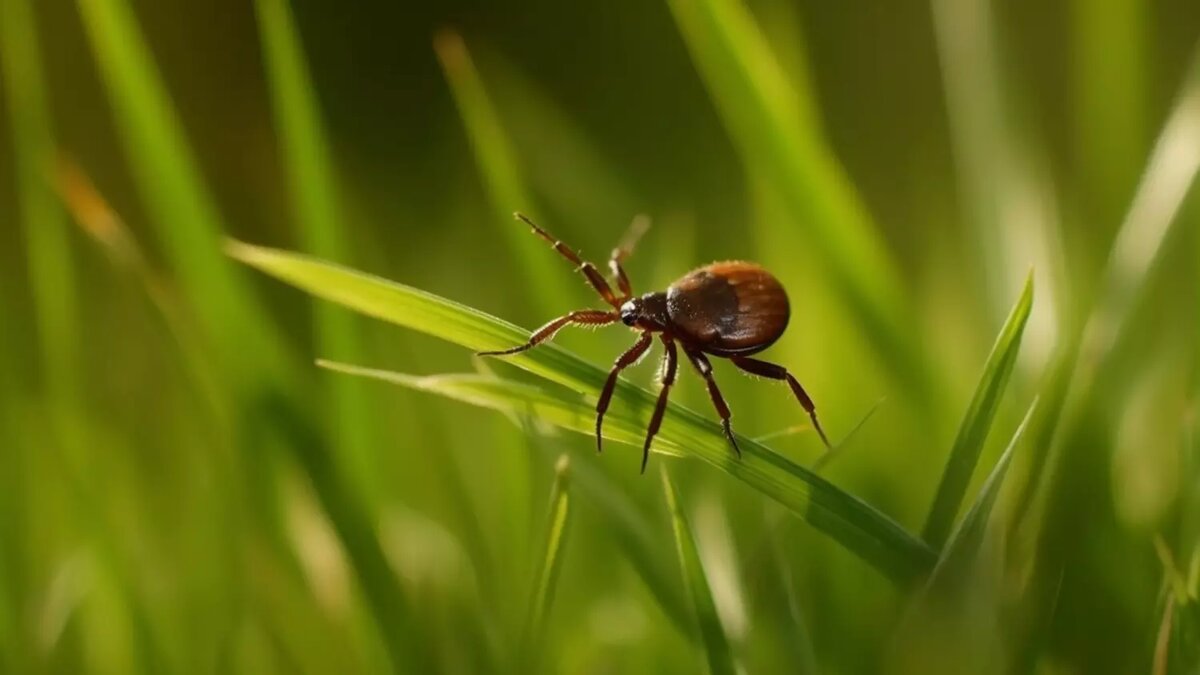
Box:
619;299;639;326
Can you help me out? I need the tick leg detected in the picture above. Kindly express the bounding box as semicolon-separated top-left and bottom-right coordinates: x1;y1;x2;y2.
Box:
595;332;654;453
642;335;678;473
730;356;831;449
515;212;620;308
684;347;741;458
608;214;650;301
477;309;617;356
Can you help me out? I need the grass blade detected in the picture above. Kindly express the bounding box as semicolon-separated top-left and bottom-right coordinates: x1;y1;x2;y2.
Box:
664;0;932;405
76;0;285;378
891;401;1036;673
662;470;736;675
922;272;1033;547
228;241;935;583
433;29;565;313
1;0;79;412
1014;43;1200;526
928;399;1036;586
253;0;376;497
522;455;574;669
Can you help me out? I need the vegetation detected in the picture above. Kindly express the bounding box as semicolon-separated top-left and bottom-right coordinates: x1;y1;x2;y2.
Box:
1;0;1197;672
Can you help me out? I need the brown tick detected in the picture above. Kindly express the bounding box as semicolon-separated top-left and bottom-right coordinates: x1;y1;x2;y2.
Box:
480;213;832;472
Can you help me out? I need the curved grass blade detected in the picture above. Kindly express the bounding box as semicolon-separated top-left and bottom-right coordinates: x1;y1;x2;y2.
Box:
662;470;736;675
664;0;933;406
253;0;375;497
228;242;936;583
522;456;574;669
922;272;1033;548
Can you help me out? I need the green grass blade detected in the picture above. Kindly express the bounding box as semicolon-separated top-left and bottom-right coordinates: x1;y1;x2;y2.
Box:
433;30;565;313
246;392;431;675
1014;44;1200;525
253;0;376;497
662;470;736;675
1;0;81;434
76;0;284;378
892;401;1036;673
523;455;574;667
922;272;1033;547
227;241;935;583
927;399;1036;587
664;0;932;405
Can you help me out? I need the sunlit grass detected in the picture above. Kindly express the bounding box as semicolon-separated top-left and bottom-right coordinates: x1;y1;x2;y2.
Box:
3;0;1198;672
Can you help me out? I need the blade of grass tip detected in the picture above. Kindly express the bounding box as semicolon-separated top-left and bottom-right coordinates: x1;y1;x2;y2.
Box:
75;0;287;380
1014;43;1200;527
253;0;376;500
433;29;566;313
507;402;695;637
664;0;934;408
233;244;936;583
662;469;737;675
522;455;573;669
1;0;81;445
922;272;1033;548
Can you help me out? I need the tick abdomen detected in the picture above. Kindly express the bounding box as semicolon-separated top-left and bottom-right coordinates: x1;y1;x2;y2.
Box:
666;261;790;356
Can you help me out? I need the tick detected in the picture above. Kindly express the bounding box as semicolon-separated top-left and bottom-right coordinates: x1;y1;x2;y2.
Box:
480;213;832;472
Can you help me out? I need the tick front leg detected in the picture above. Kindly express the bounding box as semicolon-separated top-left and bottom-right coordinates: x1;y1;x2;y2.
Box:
476;309;616;356
595;332;654;453
730;356;831;449
642;335;678;473
515;212;621;308
684;347;740;458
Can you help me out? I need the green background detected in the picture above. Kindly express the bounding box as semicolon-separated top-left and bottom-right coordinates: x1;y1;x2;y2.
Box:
2;0;1199;672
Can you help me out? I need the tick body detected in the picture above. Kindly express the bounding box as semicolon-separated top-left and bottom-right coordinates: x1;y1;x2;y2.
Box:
480;213;831;472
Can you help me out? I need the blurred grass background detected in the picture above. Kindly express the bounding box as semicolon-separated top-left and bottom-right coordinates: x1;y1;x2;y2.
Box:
1;0;1199;673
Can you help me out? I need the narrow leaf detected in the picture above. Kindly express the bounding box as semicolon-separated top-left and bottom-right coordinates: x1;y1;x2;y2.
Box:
433;29;565;313
923;272;1033;547
228;243;936;583
662;470;736;675
253;0;376;497
927;398;1037;587
76;0;286;378
523;455;574;666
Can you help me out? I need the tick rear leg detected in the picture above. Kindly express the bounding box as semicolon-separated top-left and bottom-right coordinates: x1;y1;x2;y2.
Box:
514;212;621;308
731;356;831;449
477;309;616;356
642;336;678;473
684;347;741;458
595;332;654;453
